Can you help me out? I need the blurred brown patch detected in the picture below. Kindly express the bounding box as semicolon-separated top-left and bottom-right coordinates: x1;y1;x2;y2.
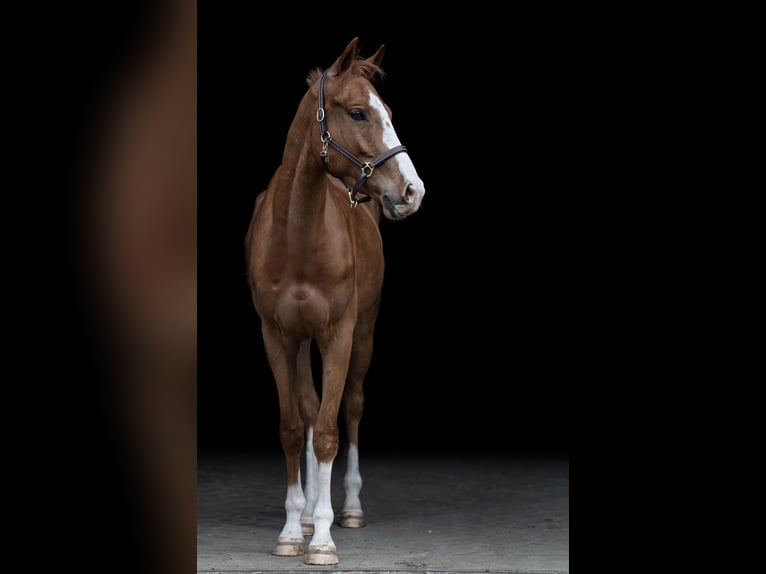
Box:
90;0;196;572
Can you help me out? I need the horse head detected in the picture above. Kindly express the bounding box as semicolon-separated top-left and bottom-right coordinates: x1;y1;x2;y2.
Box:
309;37;425;220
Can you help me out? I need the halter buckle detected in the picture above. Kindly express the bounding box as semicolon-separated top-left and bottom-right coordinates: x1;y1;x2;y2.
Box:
348;190;358;208
316;108;325;122
361;162;374;177
320;131;332;158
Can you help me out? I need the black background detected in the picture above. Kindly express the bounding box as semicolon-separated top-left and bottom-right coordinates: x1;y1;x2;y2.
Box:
6;3;707;569
197;8;620;458
3;3;667;571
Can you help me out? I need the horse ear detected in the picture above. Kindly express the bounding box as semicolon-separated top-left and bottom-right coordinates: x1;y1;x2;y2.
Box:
329;37;359;76
366;44;385;68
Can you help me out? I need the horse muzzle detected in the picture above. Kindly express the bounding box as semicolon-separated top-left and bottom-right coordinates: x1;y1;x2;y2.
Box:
382;181;425;220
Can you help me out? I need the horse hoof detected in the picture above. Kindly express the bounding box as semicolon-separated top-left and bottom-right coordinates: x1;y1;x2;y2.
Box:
339;510;366;528
304;545;339;565
301;516;314;536
272;537;304;556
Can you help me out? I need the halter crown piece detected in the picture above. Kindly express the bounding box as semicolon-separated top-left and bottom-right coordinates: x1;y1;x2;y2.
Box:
316;69;408;208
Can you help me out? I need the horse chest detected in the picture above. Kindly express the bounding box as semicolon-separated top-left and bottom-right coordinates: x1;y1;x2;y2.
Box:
253;240;355;329
267;280;353;337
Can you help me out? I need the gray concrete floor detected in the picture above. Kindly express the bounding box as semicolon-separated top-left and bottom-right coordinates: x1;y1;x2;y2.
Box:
197;453;568;573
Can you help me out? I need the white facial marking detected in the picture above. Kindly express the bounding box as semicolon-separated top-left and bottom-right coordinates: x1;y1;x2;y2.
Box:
278;478;306;541
343;443;363;513
368;91;423;188
308;461;336;550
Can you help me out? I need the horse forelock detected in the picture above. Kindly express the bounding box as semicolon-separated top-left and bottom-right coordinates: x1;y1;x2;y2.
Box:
349;58;385;82
305;59;385;88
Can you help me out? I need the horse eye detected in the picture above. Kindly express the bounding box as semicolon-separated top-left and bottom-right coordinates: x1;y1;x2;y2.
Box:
348;108;367;121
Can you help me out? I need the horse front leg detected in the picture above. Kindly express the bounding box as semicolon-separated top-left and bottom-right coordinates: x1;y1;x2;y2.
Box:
261;325;306;557
304;321;354;566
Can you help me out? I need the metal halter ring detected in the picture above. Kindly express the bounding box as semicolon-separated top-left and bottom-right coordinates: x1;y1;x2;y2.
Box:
361;162;374;177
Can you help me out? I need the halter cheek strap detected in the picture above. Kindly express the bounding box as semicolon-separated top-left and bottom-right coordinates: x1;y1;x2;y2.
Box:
316;69;408;208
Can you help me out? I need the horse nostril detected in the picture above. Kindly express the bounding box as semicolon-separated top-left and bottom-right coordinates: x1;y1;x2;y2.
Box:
403;184;416;204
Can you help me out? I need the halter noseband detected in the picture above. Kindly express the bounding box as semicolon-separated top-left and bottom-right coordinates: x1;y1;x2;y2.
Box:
316;69;408;208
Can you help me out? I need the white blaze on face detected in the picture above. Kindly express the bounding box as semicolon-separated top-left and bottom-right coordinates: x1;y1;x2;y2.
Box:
368;91;425;195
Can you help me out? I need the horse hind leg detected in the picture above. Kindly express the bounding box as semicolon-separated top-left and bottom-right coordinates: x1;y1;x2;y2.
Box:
300;427;318;536
296;339;320;536
339;318;375;528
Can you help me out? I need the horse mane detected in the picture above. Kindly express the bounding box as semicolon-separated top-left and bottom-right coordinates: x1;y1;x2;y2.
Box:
306;58;385;87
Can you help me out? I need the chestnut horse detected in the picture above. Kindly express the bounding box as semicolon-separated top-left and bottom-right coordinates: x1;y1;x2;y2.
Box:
245;38;425;565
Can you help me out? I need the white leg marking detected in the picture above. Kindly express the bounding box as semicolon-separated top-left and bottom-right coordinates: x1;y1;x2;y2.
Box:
302;427;318;528
343;443;363;513
309;461;336;550
278;477;306;541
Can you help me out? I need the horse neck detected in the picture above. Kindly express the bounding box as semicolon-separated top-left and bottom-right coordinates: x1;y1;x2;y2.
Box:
273;104;334;253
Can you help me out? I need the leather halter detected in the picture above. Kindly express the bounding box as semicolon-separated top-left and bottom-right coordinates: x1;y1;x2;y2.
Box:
316;69;408;208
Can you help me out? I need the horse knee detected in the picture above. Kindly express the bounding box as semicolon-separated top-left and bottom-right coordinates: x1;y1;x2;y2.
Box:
279;421;305;456
313;427;339;462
